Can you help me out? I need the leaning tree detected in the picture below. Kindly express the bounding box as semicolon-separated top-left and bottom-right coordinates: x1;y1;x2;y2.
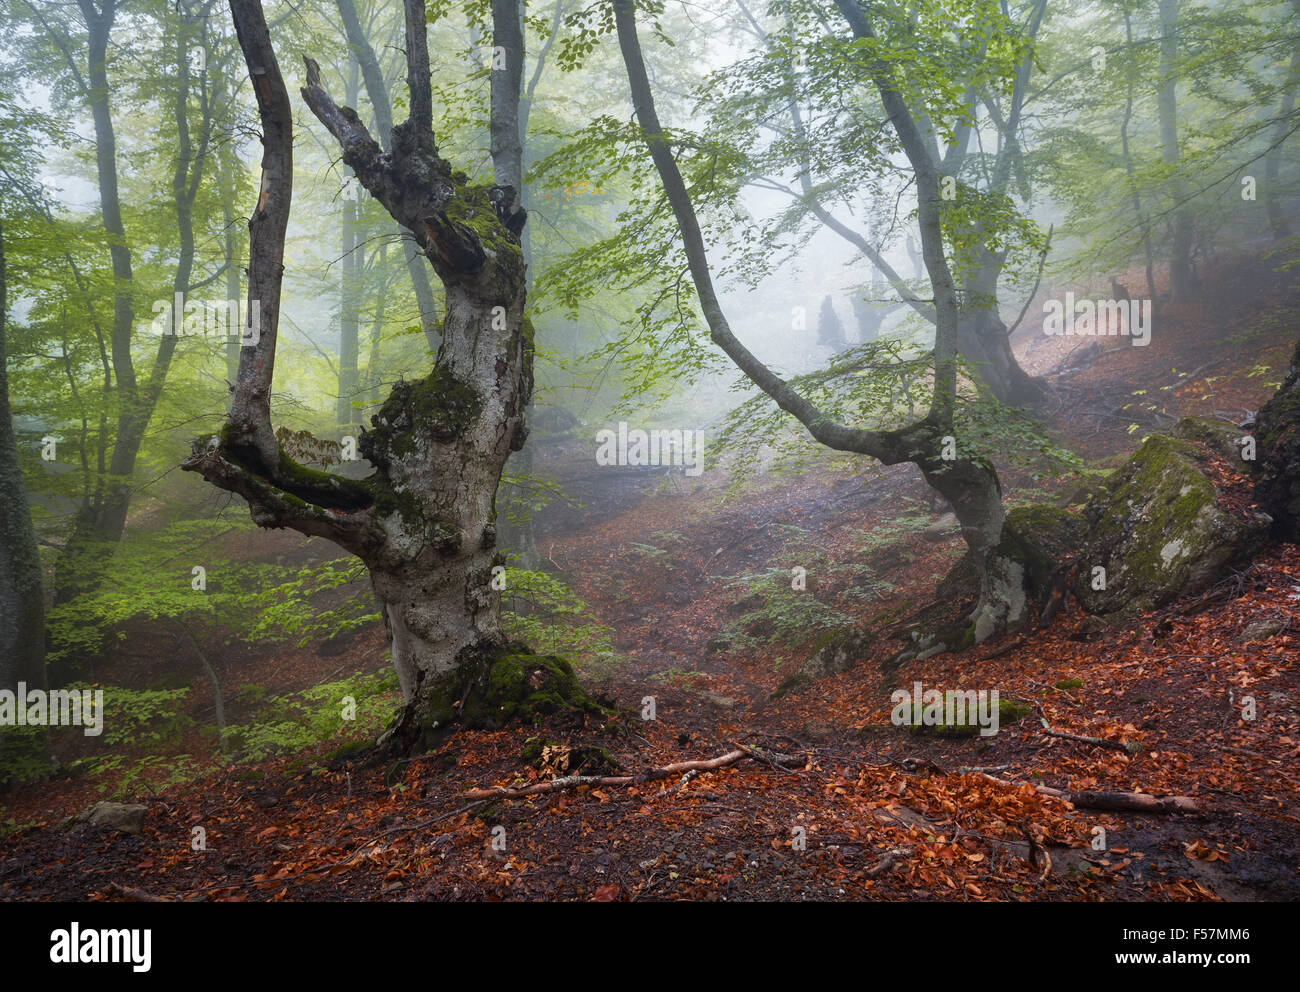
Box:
613;0;1027;649
185;0;595;754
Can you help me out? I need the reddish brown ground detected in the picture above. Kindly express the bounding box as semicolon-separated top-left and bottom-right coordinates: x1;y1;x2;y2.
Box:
2;250;1298;902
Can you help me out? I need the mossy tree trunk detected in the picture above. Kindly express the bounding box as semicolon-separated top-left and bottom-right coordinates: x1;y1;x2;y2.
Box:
185;0;552;752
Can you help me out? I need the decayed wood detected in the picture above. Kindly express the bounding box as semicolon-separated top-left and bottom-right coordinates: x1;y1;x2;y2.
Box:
1043;726;1142;754
978;773;1200;813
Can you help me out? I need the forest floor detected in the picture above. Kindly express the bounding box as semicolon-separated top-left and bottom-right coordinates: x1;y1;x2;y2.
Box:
2;251;1299;902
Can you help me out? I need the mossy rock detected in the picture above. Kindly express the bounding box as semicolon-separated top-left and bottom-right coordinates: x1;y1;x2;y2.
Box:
1073;433;1269;615
770;627;872;699
899;695;1032;737
1172;416;1254;469
1054;678;1083;691
381;644;610;756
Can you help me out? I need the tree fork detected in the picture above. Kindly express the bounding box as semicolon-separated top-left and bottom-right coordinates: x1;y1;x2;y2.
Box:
185;0;595;755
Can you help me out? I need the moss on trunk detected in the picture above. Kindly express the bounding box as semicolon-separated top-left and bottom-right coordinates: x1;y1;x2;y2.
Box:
380;643;608;756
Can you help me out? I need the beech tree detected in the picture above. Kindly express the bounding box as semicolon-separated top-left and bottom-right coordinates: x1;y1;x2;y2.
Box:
16;0;229;632
613;0;1027;646
184;0;592;754
0;220;44;702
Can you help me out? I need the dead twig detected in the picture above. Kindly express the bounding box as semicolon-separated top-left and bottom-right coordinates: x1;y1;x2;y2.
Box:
463;746;800;802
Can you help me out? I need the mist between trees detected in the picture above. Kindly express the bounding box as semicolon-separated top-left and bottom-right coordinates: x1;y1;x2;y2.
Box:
0;0;1298;906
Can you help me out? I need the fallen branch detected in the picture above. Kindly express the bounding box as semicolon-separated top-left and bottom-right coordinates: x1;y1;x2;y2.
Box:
1043;726;1141;754
463;747;798;801
978;773;1200;813
1039;714;1141;755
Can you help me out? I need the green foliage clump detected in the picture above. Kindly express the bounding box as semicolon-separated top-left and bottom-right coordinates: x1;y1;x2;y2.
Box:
499;566;619;671
0;726;50;792
723;566;844;649
249;557;381;647
223;668;401;763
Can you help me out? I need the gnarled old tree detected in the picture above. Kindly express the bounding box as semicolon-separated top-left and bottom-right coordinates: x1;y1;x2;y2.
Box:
185;0;595;754
615;0;1022;649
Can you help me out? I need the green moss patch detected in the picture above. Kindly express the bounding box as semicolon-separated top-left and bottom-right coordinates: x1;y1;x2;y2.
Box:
900;695;1032;737
1074;433;1268;615
383;644;610;756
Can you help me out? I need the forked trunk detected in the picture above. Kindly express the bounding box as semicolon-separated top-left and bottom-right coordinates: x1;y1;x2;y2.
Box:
186;0;597;755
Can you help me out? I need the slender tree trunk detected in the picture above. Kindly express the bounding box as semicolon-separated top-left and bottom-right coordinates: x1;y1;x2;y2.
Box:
337;62;362;428
1158;0;1194;299
1264;0;1300;240
0;221;45;701
338;190;361;427
756;0;1042;407
493;0;539;568
54;3;201;624
54;0;138;597
1121;11;1159;307
334;0;441;353
215;65;244;387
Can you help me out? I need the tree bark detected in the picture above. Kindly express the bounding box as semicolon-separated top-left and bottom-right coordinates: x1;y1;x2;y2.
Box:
52;0;138;616
1254;334;1300;541
1120;11;1159;310
186;0;560;754
338;62;362;428
52;4;212;679
334;0;441;353
751;0;1043;407
1158;0;1194;299
0;220;45;701
1264;0;1300;240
